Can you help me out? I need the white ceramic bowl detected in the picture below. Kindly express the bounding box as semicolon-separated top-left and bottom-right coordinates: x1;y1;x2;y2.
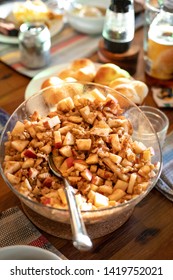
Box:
66;0;109;34
0;245;60;260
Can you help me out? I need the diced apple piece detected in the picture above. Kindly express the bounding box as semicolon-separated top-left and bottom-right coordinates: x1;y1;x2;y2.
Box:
108;118;128;128
81;169;92;181
110;134;121;152
73;95;82;106
63;131;75;146
86;154;98;164
57;97;74;112
105;93;118;104
76;139;91;150
58;126;71;135
121;158;133;167
90;120;112;136
57;188;67;205
87;189;96;203
126;148;136;162
79;106;96;124
91;175;103;186
108;189;126;201
11;140;29;152
113;179;128;191
103;158;120;174
6;173;21;184
94;192;109;207
90;165;97;173
54;131;62;148
27;126;36;138
109;153;122;164
43;116;60;129
127;173;137;194
11;121;25;136
22;178;32;191
4;161;21;174
22;158;35;169
133;141;147;154
53;156;64;169
59;146;73;157
80;93;96;103
24;148;37;159
67;116;83;123
138;165;151;176
59;157;74;173
89;183;98;191
68;176;81;184
88;88;106;102
97;168;113;179
142;149;152;161
105;180;113;188
98;185;113;195
74;162;87;172
40;143;52;154
29;168;39;179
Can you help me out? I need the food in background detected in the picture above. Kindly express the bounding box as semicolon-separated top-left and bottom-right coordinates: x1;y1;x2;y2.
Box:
41;59;149;105
5;0;63;30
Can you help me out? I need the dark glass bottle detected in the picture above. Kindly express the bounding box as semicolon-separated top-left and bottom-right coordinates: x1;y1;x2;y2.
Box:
102;0;135;53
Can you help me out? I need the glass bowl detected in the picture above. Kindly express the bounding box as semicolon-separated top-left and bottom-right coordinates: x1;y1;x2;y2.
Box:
0;82;162;239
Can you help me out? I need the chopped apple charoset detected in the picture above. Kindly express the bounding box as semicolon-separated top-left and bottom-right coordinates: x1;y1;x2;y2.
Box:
3;89;158;210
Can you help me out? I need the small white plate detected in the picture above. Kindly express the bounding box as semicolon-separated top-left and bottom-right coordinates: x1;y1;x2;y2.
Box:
0;1;64;44
0;245;61;260
25;62;101;100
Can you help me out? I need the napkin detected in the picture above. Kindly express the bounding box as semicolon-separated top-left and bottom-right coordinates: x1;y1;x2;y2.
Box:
0;108;10;135
0;206;67;259
155;131;173;201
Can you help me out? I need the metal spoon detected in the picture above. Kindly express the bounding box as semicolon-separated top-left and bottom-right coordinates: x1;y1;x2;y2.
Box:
48;153;93;251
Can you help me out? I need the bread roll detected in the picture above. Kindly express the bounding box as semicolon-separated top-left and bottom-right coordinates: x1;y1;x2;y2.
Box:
110;79;148;105
42;83;83;105
58;58;96;82
131;80;148;104
94;63;130;86
41;76;63;89
109;77;132;88
112;84;141;105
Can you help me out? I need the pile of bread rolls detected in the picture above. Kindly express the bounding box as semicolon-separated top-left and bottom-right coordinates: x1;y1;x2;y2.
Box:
41;58;148;105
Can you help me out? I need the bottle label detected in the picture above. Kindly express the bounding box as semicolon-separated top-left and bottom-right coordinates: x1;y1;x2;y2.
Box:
145;26;173;80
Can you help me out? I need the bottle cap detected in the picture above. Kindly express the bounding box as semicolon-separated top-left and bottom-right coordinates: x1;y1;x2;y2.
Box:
163;0;173;12
110;0;132;13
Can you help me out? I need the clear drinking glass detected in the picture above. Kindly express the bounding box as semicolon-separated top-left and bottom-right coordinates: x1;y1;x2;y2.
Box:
143;0;161;54
139;106;169;148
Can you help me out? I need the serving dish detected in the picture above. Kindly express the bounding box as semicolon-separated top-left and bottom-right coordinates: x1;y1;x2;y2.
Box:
0;82;162;239
0;245;61;260
0;1;64;44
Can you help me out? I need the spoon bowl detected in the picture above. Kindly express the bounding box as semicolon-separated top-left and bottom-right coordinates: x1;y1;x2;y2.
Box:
48;153;93;251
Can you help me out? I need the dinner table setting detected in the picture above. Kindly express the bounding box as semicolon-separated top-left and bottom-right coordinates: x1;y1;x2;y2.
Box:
0;0;173;261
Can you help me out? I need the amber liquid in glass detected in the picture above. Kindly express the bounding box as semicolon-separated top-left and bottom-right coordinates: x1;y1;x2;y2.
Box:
145;26;173;87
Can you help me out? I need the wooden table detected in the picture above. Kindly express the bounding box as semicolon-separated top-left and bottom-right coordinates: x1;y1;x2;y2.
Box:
0;27;173;260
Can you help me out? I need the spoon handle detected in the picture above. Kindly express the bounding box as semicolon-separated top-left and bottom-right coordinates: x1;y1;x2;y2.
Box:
64;179;93;251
